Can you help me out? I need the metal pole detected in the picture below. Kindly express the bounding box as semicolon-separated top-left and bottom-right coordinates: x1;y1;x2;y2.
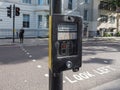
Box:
50;0;62;15
13;4;15;43
49;70;63;90
49;0;63;90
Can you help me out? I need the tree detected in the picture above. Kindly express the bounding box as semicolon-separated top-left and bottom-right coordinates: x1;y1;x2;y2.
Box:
99;0;120;33
108;0;120;33
107;0;120;11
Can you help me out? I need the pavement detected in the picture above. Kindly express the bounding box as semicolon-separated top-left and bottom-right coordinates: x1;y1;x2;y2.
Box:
0;37;120;46
0;37;120;90
90;79;120;90
0;38;48;46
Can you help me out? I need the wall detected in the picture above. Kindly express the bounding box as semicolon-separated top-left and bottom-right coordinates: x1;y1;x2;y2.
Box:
0;0;49;38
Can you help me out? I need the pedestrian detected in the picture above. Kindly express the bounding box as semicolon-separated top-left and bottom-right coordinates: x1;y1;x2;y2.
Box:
96;30;100;37
19;28;25;43
16;31;19;39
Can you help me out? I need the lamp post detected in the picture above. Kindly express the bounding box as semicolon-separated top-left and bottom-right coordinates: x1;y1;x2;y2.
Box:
83;22;89;37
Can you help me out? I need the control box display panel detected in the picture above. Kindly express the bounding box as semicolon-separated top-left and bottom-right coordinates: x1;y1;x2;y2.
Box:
57;23;78;57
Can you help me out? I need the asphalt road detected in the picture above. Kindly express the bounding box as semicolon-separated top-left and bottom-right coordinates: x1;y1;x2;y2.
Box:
0;40;120;90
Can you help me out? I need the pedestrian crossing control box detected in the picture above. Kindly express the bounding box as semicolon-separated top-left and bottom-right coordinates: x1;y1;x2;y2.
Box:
49;15;82;73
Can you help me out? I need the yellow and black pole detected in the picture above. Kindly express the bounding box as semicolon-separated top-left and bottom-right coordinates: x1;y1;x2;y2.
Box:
49;0;63;90
49;0;82;90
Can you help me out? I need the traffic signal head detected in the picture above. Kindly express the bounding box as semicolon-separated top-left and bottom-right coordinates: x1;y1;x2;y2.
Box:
15;7;20;16
7;5;12;18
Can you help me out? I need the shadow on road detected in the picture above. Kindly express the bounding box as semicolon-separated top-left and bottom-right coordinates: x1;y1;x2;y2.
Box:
83;58;114;65
82;41;119;65
0;45;48;65
0;40;119;65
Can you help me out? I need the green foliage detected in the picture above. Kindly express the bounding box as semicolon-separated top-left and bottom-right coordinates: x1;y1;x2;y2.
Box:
108;0;120;7
116;32;120;36
104;33;112;37
100;0;120;11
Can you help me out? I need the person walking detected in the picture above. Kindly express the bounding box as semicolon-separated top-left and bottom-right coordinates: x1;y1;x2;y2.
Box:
19;28;25;43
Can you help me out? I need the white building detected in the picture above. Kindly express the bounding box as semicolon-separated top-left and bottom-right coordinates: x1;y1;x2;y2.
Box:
97;0;119;36
63;0;99;37
0;0;49;38
1;0;111;38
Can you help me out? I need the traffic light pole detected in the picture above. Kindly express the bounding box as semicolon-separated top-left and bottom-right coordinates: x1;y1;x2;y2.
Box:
49;0;63;90
13;4;15;43
49;70;63;90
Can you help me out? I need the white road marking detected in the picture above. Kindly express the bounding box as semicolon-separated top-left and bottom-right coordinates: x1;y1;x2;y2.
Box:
29;55;32;58
22;48;25;51
65;66;116;84
104;60;108;63
106;65;116;71
37;65;42;68
65;76;77;83
63;80;66;83
91;57;95;59
32;59;36;62
44;66;116;84
24;80;27;83
20;46;35;62
104;46;108;49
27;52;30;55
45;74;49;77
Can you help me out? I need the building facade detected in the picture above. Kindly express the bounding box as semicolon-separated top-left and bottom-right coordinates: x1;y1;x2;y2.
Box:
0;0;49;38
65;0;99;37
97;0;119;37
1;0;115;38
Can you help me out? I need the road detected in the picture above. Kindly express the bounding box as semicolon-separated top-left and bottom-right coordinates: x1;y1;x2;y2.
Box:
0;40;120;90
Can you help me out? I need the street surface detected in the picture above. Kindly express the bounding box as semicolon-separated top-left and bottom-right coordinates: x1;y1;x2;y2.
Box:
0;40;120;90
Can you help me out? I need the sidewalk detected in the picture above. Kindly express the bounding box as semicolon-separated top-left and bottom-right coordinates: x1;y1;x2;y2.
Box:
83;37;120;41
0;37;120;46
0;38;48;46
89;79;120;90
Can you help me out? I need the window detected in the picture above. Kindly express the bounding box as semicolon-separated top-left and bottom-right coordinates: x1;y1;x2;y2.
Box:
109;16;115;24
38;15;42;28
84;10;88;21
100;15;108;22
47;0;50;5
23;14;30;28
38;0;43;5
22;0;31;4
68;0;72;10
45;15;49;28
85;0;89;3
99;1;109;10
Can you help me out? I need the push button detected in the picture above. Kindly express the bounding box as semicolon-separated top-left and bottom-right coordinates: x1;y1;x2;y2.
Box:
66;61;72;69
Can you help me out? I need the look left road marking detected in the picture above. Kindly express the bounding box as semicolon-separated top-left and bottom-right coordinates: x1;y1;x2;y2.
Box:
65;65;116;84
